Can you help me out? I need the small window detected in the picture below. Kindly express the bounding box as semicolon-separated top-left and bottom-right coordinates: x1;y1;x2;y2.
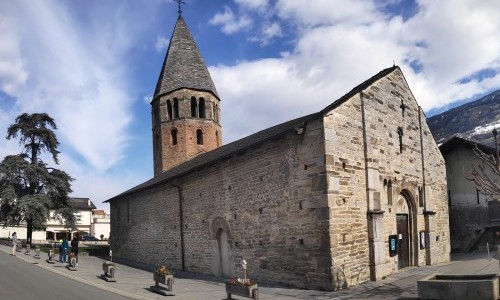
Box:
400;99;406;117
199;98;206;118
216;131;219;147
171;128;178;145
173;98;179;119
191;97;197;117
397;127;403;153
196;129;203;145
387;180;393;205
167;100;173;120
418;186;424;207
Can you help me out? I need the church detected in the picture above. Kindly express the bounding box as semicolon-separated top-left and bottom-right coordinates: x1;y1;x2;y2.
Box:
107;13;450;291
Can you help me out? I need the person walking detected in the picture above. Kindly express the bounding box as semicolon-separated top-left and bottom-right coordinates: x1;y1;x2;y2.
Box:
70;236;79;265
61;237;69;263
11;232;17;256
58;239;63;262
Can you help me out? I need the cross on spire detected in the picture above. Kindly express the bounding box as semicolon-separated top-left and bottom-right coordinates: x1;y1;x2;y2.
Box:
174;0;186;14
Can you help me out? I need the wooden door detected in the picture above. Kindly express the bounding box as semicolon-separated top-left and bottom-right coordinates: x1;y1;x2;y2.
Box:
396;214;409;269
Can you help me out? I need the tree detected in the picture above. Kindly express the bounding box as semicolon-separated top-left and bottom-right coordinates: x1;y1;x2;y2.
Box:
468;129;500;199
0;113;76;244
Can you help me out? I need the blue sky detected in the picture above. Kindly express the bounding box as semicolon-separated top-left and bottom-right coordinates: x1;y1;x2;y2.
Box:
0;0;499;211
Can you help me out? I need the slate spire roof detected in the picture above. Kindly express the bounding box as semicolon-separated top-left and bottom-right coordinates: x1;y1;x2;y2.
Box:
153;15;219;100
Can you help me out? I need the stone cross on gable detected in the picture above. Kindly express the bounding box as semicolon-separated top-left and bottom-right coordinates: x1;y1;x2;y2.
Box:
174;0;186;14
400;99;407;117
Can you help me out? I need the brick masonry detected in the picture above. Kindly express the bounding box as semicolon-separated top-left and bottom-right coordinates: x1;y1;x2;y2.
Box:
110;68;450;291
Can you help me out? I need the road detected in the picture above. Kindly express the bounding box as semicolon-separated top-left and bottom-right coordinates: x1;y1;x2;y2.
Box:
0;252;132;300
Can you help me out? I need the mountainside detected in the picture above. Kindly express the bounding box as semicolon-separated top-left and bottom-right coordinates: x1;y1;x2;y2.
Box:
427;90;500;147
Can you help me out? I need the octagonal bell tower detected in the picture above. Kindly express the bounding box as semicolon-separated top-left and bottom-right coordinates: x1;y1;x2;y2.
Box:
152;14;222;176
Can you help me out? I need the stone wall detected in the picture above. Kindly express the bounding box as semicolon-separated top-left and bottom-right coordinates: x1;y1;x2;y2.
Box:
323;68;449;284
112;117;333;290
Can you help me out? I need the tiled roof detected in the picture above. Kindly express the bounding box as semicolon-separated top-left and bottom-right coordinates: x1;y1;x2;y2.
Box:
153;15;219;100
107;66;399;202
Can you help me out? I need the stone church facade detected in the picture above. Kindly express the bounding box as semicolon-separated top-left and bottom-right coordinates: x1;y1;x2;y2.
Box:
107;14;450;291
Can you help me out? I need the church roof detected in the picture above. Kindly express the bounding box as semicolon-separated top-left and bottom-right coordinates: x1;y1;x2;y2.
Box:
107;66;399;202
153;15;219;100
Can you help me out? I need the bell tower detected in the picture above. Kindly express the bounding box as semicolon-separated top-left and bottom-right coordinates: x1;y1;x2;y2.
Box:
152;14;222;176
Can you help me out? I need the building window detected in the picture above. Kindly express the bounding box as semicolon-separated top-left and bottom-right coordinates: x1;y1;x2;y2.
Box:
477;188;480;205
397;127;403;153
199;98;205;118
214;104;219;123
387;180;393;205
173;98;179;119
196;129;203;145
418;186;424;207
216;131;219;147
171;128;178;145
191;97;197;117
167;100;173;120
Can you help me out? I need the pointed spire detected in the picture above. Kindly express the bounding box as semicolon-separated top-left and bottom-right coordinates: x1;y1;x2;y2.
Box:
153;15;219;100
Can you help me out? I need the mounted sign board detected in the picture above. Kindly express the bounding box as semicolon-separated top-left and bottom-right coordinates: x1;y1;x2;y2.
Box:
389;234;398;257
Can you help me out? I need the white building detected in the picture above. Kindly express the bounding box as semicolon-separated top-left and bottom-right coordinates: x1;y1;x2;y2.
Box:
0;197;110;242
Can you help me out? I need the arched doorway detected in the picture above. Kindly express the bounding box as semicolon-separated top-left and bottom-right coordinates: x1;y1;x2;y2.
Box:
216;228;230;277
211;217;231;277
394;189;417;269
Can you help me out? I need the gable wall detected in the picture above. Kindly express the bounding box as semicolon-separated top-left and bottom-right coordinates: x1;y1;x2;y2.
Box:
324;68;449;285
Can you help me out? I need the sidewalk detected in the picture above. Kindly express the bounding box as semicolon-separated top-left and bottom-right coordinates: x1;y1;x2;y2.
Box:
1;244;498;300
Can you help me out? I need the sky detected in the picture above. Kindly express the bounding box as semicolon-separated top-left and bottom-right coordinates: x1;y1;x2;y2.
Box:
0;0;499;211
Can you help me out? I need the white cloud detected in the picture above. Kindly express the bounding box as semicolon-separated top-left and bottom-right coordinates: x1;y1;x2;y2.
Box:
0;16;28;95
209;6;253;34
211;0;500;144
154;35;169;52
235;0;269;10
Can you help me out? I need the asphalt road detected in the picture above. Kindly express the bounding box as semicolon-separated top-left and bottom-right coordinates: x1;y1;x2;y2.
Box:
0;252;133;300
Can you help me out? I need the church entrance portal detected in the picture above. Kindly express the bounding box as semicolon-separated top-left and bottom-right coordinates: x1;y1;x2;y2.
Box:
216;228;230;277
396;214;409;269
394;189;417;270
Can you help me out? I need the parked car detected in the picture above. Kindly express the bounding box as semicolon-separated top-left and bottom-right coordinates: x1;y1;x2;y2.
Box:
81;235;100;241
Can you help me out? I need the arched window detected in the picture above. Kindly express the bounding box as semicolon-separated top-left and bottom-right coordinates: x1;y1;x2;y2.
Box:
214;104;219;123
196;129;203;145
216;131;219;147
387;180;393;205
171;128;178;145
199;98;205;118
173;98;179;119
397;127;403;153
167;100;172;120
191;97;197;117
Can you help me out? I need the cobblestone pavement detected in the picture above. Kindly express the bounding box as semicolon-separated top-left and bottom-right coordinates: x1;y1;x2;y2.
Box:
1;244;498;300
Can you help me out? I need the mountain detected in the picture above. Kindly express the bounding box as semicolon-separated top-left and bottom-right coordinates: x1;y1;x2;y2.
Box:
427;90;500;147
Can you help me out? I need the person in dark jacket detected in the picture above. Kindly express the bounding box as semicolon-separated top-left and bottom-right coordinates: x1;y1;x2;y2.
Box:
70;236;79;264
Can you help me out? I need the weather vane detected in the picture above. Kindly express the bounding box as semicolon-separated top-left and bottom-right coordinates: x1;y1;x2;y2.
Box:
173;0;186;14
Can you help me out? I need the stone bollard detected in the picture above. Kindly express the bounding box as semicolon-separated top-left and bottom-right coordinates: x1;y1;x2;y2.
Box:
24;244;31;255
33;246;41;259
47;249;56;264
100;261;116;282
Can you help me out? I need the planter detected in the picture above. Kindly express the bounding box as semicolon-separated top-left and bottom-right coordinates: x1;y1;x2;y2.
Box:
225;283;258;300
154;273;174;291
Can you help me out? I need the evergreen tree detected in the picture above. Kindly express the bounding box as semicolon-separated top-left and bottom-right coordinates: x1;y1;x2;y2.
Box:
0;113;76;245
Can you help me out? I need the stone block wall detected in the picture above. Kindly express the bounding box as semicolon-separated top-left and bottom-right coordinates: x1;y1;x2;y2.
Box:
110;184;183;269
323;68;449;284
